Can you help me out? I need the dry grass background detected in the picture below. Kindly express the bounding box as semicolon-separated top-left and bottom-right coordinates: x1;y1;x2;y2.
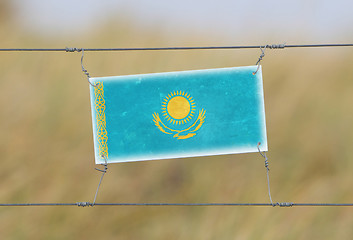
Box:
1;6;353;240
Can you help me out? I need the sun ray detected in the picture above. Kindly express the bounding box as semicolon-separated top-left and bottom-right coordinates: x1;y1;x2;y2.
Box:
161;90;201;125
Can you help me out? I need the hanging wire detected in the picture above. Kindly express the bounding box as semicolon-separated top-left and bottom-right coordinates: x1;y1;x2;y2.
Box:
79;48;97;87
253;46;267;75
92;155;108;206
0;43;353;52
257;142;274;205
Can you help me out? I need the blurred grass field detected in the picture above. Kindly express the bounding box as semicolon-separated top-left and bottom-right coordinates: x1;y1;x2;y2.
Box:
1;7;353;240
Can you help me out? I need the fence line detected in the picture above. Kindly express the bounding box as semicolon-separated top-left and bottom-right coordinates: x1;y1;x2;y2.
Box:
0;43;353;52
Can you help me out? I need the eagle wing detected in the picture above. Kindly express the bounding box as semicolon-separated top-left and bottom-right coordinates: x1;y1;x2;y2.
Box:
153;110;205;140
179;109;206;133
173;109;205;139
152;113;178;135
189;109;206;133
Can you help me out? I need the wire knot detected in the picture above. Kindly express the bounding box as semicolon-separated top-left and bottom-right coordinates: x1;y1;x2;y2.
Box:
80;49;98;87
95;155;108;173
253;43;286;74
255;50;265;65
92;155;109;205
257;142;270;171
65;47;82;52
95;164;108;173
267;43;286;49
65;47;82;53
253;46;267;75
257;142;273;205
274;202;294;207
264;159;269;169
76;202;93;207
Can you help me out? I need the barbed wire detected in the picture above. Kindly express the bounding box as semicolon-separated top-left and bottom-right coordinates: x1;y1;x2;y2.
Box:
0;43;352;52
0;202;353;207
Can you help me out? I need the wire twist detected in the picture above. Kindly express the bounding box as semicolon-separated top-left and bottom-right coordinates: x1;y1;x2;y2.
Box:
66;47;96;87
80;49;97;87
253;46;267;75
266;43;286;49
92;155;108;206
76;202;92;207
65;47;82;52
252;43;285;75
257;142;274;206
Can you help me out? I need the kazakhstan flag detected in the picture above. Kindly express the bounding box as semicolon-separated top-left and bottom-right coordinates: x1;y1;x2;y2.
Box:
90;66;267;164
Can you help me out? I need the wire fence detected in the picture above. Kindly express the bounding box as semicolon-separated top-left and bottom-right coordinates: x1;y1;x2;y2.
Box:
1;42;353;207
1;202;353;207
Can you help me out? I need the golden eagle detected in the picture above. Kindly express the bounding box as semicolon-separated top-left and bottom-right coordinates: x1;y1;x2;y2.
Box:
152;109;206;139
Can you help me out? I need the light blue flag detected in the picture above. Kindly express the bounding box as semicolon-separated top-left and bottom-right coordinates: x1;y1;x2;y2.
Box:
90;66;267;164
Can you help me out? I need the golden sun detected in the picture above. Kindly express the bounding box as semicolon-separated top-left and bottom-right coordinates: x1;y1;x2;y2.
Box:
161;91;196;125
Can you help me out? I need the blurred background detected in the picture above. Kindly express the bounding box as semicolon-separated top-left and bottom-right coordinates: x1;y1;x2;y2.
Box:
1;0;353;239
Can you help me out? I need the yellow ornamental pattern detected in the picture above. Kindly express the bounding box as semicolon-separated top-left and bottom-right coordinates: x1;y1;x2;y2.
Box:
95;82;108;159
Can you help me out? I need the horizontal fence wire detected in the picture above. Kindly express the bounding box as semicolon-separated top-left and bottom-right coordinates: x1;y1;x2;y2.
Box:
0;43;353;52
1;202;353;207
